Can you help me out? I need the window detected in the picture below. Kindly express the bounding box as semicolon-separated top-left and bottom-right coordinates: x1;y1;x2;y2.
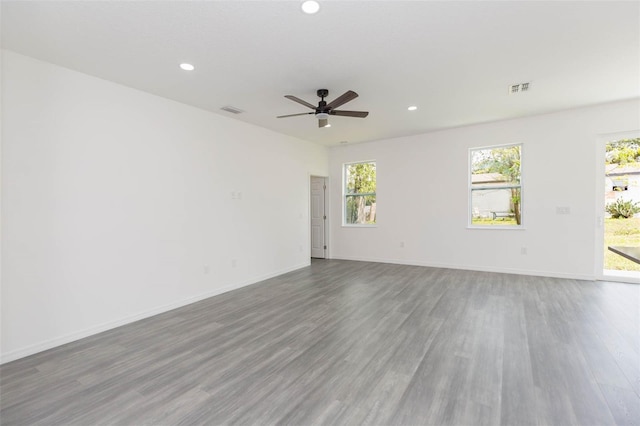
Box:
469;144;522;227
344;161;376;225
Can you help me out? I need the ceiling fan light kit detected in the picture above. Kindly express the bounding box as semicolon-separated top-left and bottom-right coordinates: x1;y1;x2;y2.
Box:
277;89;369;128
301;0;320;14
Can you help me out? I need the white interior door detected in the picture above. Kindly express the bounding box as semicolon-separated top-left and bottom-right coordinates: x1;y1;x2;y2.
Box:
310;176;326;258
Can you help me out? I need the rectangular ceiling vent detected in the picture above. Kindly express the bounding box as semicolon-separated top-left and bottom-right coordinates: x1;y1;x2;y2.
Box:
221;105;244;114
509;82;531;94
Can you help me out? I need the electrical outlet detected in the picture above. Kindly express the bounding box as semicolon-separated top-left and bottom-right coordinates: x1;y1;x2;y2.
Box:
556;206;571;215
400;241;405;248
232;259;237;268
521;247;528;255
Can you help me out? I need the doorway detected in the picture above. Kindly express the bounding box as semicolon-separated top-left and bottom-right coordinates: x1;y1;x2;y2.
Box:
310;176;327;259
598;134;640;282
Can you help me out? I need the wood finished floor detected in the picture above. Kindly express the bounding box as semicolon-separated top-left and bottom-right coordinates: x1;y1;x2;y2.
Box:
1;260;639;425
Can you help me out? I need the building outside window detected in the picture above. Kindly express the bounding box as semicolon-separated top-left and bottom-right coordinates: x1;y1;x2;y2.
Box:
470;144;522;227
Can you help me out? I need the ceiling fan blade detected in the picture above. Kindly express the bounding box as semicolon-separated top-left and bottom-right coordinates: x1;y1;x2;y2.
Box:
284;95;317;110
330;110;369;118
277;112;314;118
319;118;329;128
326;90;358;110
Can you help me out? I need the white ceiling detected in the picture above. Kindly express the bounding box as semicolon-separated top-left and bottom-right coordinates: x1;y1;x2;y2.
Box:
2;1;639;146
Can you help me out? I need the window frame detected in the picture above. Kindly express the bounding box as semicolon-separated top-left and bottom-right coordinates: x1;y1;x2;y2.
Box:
468;143;524;230
343;160;377;227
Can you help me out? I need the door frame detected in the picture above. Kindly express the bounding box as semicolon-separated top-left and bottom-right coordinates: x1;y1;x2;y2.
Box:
309;174;329;259
595;130;640;283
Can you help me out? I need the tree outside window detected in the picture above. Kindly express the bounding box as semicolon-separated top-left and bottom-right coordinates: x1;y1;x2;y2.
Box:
470;144;522;227
344;161;376;225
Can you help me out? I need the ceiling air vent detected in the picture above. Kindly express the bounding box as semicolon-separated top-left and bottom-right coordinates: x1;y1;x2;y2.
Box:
509;82;531;94
221;106;244;114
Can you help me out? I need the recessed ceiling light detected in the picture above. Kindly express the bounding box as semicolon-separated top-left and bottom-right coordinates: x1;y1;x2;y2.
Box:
324;124;331;128
301;1;320;14
408;106;418;111
180;63;195;71
340;141;348;144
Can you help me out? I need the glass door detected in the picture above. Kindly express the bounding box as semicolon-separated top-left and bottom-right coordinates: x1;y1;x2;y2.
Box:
601;136;640;282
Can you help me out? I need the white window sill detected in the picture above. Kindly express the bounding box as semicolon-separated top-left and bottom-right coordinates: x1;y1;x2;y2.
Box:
467;225;526;230
342;224;378;228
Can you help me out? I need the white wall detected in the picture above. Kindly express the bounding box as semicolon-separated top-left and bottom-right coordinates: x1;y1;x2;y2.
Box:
1;50;328;362
329;99;640;279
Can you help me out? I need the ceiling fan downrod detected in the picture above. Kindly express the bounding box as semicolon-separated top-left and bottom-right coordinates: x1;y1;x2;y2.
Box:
317;89;328;112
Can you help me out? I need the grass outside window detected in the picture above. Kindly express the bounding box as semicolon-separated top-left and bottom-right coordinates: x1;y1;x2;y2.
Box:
604;217;640;271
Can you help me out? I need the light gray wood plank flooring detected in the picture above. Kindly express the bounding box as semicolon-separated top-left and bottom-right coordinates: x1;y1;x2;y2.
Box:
1;260;639;425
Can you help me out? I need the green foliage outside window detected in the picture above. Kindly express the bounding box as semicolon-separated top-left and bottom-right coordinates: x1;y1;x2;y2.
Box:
345;162;376;224
605;138;640;165
606;198;640;219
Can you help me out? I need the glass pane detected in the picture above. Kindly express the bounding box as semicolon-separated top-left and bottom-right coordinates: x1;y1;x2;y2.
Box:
471;145;521;187
345;162;376;194
471;187;521;226
603;137;640;273
346;195;377;224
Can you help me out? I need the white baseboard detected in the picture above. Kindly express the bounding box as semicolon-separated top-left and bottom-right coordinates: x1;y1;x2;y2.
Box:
331;255;596;281
0;262;309;364
601;270;640;284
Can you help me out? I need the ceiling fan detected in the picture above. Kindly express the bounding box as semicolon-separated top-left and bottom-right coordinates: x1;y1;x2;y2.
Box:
277;89;369;128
